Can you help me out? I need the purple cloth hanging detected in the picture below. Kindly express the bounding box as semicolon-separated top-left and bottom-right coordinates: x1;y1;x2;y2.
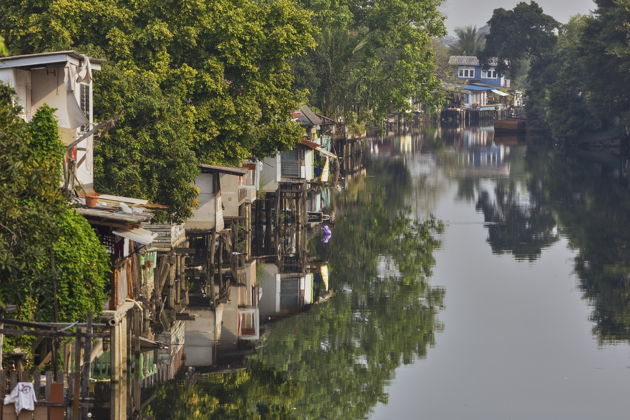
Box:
322;225;332;243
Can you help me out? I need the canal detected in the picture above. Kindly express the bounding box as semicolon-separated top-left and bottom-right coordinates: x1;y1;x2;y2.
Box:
152;125;630;419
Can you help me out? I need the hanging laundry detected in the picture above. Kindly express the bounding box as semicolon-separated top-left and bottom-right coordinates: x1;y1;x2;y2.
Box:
3;382;37;414
321;225;332;243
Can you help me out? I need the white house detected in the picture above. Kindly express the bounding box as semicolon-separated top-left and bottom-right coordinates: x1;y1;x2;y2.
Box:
448;56;510;88
259;144;316;193
0;51;103;189
220;162;260;218
185;164;249;232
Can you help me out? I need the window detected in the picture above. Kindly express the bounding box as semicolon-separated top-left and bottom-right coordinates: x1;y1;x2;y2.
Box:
482;68;498;79
80;83;90;131
458;67;475;78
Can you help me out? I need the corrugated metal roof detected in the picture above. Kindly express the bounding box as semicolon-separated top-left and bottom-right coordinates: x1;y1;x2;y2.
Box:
448;56;500;67
300;139;338;159
76;208;153;224
112;227;158;245
448;56;480;66
295;105;335;127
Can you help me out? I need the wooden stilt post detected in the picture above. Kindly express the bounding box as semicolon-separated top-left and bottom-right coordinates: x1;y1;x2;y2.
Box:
80;313;93;419
72;334;81;419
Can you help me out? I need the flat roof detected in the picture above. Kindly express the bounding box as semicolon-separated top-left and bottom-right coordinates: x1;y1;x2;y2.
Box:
0;50;104;70
198;164;248;176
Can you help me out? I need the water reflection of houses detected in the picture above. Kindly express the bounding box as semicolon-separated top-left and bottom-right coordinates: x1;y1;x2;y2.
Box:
449;127;511;177
184;105;338;370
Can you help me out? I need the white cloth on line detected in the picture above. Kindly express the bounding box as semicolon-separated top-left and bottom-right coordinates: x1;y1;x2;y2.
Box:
3;382;37;414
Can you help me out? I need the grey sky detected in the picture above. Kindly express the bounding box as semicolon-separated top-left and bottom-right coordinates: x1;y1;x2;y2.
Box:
441;0;596;34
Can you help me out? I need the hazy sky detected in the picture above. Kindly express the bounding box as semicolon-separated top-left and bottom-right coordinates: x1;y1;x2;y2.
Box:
441;0;596;34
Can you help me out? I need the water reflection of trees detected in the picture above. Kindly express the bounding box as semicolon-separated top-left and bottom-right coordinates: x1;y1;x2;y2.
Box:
252;159;444;419
475;180;559;261
149;160;445;419
525;147;630;344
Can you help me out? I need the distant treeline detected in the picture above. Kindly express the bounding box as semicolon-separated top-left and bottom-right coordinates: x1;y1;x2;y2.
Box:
479;1;630;142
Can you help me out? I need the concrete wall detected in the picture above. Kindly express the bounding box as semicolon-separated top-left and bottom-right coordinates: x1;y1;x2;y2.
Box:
186;172;224;231
305;149;314;181
260;154;281;192
220;173;241;218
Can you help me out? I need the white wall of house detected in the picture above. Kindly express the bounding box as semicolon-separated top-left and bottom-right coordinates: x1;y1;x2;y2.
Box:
0;54;98;189
220;173;241;218
185;172;224;231
260;154;281;192
305;149;314;181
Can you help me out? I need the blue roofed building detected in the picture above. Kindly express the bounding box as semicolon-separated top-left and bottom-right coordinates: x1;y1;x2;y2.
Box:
448;56;510;88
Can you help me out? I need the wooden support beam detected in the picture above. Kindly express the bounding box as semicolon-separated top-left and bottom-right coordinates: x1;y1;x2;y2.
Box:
80;314;93;419
72;335;81;419
0;329;108;338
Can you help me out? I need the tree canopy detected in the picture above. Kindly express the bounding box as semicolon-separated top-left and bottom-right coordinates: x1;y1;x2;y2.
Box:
449;26;486;56
293;0;446;127
481;1;630;140
0;0;316;221
481;1;559;77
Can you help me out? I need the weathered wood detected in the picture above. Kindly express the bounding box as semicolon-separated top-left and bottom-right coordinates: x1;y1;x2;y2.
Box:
0;371;4;420
45;372;52;400
33;372;41;399
80;314;92;419
0;329;108;338
72;337;81;419
175;313;197;321
48;383;65;420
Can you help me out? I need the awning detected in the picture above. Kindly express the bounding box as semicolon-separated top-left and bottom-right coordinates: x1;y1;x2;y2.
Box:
112;227;158;245
77;208;153;224
456;84;493;91
491;89;510;97
300;139;338;159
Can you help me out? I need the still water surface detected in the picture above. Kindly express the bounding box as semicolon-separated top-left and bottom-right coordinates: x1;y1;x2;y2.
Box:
157;126;630;419
369;127;630;419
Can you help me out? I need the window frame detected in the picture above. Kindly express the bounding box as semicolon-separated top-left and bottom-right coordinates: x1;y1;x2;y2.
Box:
481;68;498;79
79;83;91;132
458;67;476;78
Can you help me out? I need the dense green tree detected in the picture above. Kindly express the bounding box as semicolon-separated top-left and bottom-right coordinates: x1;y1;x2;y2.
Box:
0;86;109;325
481;2;562;131
0;0;315;220
481;1;559;78
579;0;630;131
544;16;602;139
0;36;7;56
294;0;446;126
449;26;486;56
